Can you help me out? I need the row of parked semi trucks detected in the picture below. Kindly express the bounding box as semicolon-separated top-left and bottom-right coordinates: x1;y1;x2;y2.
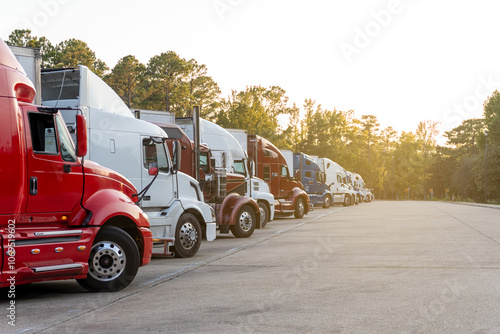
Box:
0;41;372;292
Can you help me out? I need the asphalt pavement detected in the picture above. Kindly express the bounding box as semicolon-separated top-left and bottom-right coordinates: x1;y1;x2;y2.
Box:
3;201;500;334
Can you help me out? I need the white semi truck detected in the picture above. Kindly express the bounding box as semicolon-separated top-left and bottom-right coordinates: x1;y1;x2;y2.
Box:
316;157;354;206
40;65;216;258
353;173;374;202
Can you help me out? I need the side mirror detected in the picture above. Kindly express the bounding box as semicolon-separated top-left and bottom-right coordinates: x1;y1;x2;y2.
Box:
172;139;181;172
148;162;158;176
76;114;87;157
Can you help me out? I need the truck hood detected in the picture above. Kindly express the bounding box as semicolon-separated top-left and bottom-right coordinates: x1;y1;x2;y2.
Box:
83;160;137;198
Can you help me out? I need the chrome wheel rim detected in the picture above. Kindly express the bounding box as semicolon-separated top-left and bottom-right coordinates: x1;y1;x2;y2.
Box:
259;207;266;224
89;241;126;282
297;200;305;215
238;211;253;232
179;222;198;250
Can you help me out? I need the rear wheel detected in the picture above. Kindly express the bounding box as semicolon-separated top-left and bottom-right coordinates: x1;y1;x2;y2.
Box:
173;213;202;258
258;202;269;228
294;198;305;219
77;226;139;292
231;205;256;238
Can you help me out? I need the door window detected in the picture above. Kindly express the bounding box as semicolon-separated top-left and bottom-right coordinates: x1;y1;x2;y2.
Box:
29;113;58;155
143;138;169;173
281;165;289;177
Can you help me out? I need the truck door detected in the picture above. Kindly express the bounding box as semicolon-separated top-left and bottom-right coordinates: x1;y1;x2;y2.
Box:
140;137;175;208
279;165;290;198
24;109;83;213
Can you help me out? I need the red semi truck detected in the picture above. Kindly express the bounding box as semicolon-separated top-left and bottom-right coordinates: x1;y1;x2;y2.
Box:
246;134;311;218
0;39;153;292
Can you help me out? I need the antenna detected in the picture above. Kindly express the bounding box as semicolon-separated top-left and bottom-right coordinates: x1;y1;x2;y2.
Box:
54;70;67;108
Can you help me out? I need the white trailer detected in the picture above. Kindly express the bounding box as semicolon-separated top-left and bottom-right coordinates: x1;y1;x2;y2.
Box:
40;65;216;258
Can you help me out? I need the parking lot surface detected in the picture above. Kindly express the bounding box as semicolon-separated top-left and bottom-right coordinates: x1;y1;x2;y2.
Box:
3;201;500;334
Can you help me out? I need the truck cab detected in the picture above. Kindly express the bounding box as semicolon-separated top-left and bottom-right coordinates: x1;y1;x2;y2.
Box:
176;120;275;228
317;157;353;206
0;39;152;291
40;66;216;258
345;170;362;205
281;151;333;209
246;135;311;219
136;117;259;238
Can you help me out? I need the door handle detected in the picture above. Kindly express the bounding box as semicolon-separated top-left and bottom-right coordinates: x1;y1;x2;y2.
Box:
30;177;38;195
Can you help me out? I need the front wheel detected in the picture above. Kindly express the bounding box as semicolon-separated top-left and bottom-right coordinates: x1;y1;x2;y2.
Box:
294;198;305;219
323;195;331;209
77;226;140;292
231;205;256;238
343;195;350;206
258;202;269;228
173;213;202;258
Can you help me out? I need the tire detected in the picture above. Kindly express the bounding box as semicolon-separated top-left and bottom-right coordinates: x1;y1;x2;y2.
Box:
173;213;202;258
77;226;140;292
342;194;350;207
323;195;331;209
230;205;256;238
351;195;356;206
258;202;269;228
294;198;305;219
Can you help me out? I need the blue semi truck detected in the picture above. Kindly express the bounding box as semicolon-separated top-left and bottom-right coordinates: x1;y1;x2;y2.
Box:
281;150;333;208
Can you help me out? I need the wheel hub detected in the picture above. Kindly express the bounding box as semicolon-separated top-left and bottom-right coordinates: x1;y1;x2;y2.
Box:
179;222;198;250
298;202;304;215
88;241;126;282
239;211;253;232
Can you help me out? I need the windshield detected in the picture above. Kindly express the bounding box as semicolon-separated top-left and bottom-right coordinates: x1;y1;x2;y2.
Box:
233;160;246;176
200;152;209;173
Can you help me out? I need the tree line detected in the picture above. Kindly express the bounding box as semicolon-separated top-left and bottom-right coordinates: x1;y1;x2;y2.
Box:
6;29;500;203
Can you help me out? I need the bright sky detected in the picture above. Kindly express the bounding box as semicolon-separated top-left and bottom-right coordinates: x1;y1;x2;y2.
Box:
2;0;500;143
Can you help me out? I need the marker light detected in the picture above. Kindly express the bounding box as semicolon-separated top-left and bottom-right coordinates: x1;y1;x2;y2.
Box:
15;83;36;103
31;249;40;255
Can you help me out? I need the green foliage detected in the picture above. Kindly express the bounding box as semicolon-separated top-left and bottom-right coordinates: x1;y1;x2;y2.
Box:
6;29;55;68
6;30;108;76
215;85;296;146
136;52;220;117
104;55;145;108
